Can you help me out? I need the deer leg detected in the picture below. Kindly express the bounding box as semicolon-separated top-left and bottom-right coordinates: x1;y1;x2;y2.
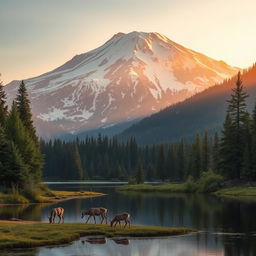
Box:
119;221;121;228
58;215;61;224
105;214;108;224
93;215;96;224
124;220;127;228
101;214;104;224
86;215;91;223
128;220;131;228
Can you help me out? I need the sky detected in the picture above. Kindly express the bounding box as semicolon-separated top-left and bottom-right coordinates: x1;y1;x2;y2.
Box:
1;0;256;84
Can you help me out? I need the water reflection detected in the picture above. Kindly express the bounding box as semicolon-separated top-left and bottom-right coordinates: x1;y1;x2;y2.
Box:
1;183;256;256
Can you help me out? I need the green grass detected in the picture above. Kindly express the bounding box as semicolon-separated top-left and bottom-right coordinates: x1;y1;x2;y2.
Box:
117;183;189;193
0;223;193;250
214;186;256;199
0;189;104;205
0;193;29;204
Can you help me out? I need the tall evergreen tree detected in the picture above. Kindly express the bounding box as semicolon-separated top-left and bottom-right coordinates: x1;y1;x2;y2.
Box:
202;131;209;172
189;133;202;179
212;133;220;173
6;102;42;185
71;145;84;180
0;81;8;126
156;145;166;181
0;126;28;189
220;72;249;179
251;104;256;180
219;114;236;179
165;145;176;181
241;113;252;179
177;138;185;181
135;161;145;184
16;81;38;144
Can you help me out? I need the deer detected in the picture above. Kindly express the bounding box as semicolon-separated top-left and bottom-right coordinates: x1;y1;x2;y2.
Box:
110;213;131;228
81;207;108;224
48;207;64;224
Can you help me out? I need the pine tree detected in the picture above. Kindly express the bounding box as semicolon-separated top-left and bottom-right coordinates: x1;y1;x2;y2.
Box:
16;81;38;144
156;145;166;181
219;114;236;179
165;144;177;181
241;113;252;179
220;72;249;179
189;133;202;180
71;145;84;180
202;131;209;172
135;161;145;184
0;81;8;127
177;138;185;181
5;102;42;185
0;126;28;189
251;104;256;180
212;133;220;173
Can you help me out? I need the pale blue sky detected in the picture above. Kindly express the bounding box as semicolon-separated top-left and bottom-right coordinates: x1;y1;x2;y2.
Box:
1;0;256;83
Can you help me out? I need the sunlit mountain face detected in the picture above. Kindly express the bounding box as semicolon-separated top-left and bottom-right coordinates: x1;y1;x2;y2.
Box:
4;31;239;138
121;64;256;145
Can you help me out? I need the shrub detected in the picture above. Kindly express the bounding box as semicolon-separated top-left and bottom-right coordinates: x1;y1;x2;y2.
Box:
128;177;137;185
197;170;224;192
183;176;198;192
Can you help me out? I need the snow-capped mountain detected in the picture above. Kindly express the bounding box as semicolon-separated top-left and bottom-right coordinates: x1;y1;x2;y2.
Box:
5;31;239;137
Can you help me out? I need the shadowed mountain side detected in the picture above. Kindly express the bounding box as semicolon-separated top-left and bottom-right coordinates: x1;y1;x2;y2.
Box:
120;65;256;145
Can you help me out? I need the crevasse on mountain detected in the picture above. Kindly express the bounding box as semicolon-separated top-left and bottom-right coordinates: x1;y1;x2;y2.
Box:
5;31;239;137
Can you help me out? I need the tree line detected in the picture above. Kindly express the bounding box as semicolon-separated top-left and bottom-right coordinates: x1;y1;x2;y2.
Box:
41;72;256;183
0;81;42;192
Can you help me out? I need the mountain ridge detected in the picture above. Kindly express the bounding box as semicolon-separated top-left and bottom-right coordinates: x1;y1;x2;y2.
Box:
4;31;239;138
120;65;256;144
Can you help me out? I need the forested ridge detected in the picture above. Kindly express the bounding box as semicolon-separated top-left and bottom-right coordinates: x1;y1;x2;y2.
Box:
121;65;256;144
41;72;256;183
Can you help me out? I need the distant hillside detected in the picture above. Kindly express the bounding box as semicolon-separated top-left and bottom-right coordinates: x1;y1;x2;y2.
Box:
120;65;256;145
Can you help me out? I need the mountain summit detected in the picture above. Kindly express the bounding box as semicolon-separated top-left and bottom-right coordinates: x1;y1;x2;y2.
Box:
5;31;239;137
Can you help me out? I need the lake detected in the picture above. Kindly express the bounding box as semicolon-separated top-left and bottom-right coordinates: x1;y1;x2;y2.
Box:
1;182;256;256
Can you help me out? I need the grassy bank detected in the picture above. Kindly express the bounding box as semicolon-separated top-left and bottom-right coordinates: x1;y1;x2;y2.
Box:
214;187;256;199
0;188;104;205
0;222;193;250
117;183;188;193
118;184;256;200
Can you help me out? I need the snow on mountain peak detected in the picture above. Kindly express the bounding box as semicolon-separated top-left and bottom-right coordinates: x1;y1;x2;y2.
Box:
4;31;240;137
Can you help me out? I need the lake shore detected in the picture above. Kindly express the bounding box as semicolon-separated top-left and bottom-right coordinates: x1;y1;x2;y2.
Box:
214;186;256;200
117;184;256;200
0;222;194;250
117;183;192;193
0;189;104;206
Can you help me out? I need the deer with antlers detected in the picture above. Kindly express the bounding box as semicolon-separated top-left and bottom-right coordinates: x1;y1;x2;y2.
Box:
81;207;108;224
48;207;64;224
110;213;131;228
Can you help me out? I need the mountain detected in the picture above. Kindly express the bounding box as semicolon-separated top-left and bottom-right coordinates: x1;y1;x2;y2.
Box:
4;31;239;138
120;65;256;145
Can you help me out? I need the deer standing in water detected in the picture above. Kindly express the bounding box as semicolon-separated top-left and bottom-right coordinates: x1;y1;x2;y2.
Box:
110;213;131;228
81;207;108;224
48;207;64;224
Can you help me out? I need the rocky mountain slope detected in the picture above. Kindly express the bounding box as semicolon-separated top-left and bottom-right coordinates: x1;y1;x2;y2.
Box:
121;65;256;144
5;31;239;137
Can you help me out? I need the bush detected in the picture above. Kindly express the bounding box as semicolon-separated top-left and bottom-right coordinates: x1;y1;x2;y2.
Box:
128;177;137;185
197;170;224;192
0;192;29;204
183;176;198;192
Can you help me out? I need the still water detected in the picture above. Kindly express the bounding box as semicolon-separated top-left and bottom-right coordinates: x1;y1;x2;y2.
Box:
1;183;256;256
